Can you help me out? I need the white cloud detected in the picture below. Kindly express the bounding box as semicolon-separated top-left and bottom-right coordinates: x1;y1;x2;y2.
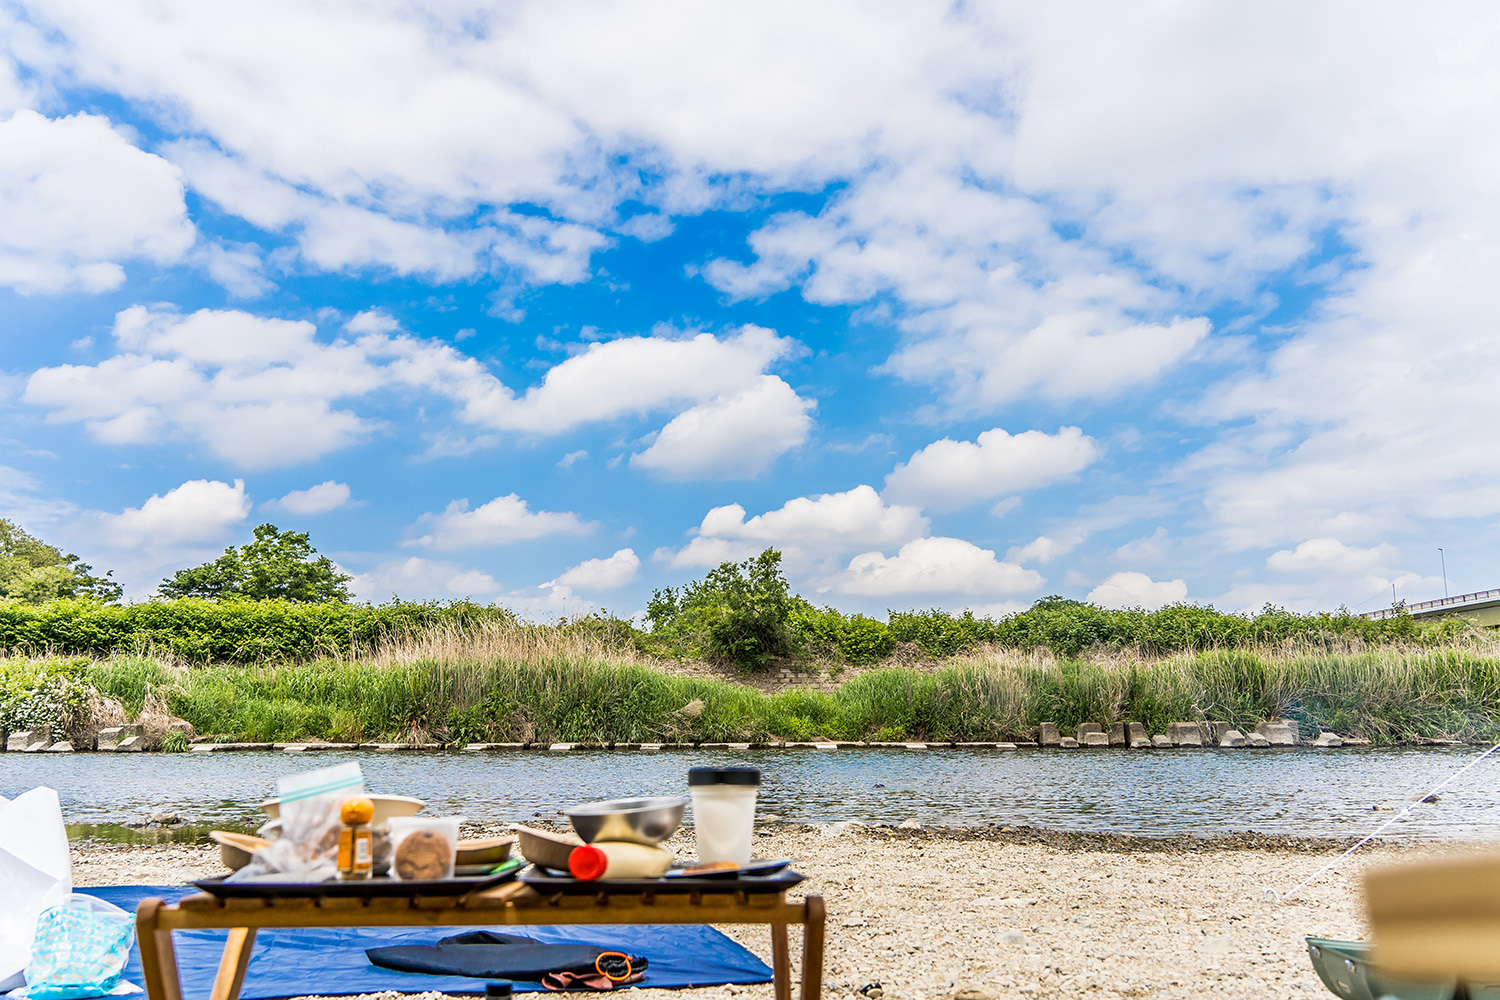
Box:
549;549;640;591
667;485;928;569
630;375;813;479
705;165;1213;411
989;497;1022;518
196;240;274;298
7;2;1214;410
1087;571;1187;611
1112;527;1171;565
23;307;809;473
831;537;1042;597
98;479;250;547
24;307;380;467
618;213;673;242
884;426;1098;510
349;557;501;602
161;110;607;285
0;464;68;529
1266;538;1399;575
14;2;1500;610
0;110;194;293
452;325;802;434
267;481;351;516
1007;534;1085;566
411;494;593;550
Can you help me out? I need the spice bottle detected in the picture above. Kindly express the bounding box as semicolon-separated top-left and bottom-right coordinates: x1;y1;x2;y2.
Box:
338;796;375;880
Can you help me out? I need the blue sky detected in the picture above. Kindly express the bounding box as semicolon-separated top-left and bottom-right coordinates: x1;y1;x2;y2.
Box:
3;2;1498;618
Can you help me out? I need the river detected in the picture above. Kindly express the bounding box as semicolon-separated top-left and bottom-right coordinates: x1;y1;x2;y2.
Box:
4;746;1498;840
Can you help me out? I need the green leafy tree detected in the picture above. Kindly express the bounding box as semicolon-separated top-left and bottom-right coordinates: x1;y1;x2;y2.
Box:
647;548;799;669
0;519;122;603
159;524;352;602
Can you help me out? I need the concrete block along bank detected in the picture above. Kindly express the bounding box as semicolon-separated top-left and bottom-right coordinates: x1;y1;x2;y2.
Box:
1;718;1376;752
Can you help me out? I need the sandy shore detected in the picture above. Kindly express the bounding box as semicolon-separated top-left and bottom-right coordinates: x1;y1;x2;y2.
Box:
73;826;1484;1000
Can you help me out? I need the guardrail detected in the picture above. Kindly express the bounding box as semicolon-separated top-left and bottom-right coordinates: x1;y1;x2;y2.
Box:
1361;587;1500;620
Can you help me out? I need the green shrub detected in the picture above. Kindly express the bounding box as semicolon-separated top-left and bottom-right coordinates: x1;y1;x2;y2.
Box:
646;549;799;669
0;598;523;663
887;609;998;656
788;604;893;664
0;656;90;736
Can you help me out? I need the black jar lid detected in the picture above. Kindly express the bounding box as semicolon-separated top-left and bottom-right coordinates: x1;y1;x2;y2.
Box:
688;766;761;786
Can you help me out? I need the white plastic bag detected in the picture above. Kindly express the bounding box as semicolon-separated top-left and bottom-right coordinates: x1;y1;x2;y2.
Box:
12;894;138;999
0;789;73;993
229;762;364;882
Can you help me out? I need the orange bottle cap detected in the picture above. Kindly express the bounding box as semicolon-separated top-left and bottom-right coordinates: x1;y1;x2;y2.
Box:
569;844;608;881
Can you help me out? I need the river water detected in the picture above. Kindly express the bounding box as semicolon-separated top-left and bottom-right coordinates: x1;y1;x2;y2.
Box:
4;746;1499;840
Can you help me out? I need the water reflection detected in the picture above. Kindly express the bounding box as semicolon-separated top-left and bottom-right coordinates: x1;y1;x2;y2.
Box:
5;746;1499;840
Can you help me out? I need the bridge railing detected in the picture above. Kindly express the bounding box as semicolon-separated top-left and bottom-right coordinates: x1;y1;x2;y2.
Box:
1361;587;1500;620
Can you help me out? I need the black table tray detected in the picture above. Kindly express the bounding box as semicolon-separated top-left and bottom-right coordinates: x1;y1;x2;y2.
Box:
520;865;804;895
191;871;517;899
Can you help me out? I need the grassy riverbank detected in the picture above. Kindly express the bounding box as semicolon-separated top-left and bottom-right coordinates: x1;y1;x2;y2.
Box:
10;630;1499;746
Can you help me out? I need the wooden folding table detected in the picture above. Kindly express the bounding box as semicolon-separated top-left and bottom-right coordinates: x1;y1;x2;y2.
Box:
135;880;825;1000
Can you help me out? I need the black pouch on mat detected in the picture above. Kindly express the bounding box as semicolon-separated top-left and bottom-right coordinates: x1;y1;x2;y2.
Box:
367;930;647;981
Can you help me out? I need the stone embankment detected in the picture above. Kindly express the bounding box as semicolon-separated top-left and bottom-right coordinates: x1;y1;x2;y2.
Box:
4;717;1380;753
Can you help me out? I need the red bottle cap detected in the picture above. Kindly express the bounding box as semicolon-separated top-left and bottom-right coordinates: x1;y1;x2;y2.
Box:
569;844;607;881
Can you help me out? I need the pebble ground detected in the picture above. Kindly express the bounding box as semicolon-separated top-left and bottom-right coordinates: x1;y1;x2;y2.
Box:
73;824;1482;1000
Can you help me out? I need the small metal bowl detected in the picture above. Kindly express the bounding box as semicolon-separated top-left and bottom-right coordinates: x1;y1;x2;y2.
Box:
565;796;688;845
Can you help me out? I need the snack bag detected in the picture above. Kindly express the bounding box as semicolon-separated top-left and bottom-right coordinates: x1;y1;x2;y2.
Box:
229;762;364;882
14;894;137;999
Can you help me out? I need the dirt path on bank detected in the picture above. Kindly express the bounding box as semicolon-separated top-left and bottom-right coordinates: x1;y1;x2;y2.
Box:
73;826;1484;1000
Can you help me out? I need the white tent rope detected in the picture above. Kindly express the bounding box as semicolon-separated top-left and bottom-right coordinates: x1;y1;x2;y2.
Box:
1265;739;1500;903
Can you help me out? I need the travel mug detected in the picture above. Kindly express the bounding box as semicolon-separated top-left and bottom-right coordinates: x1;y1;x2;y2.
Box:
688;766;761;865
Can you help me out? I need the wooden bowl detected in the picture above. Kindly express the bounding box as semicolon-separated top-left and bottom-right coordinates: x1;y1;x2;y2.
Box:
210;831;268;871
258;793;424;824
456;836;515;866
514;825;581;871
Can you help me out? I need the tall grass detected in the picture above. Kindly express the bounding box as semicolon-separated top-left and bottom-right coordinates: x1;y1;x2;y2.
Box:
78;632;1500;746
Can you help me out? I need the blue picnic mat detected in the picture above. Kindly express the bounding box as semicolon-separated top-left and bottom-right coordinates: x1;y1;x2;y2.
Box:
79;886;773;999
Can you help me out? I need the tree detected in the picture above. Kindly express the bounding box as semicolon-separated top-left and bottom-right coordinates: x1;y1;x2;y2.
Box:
159;524;352;602
647;548;799;669
0;519;123;603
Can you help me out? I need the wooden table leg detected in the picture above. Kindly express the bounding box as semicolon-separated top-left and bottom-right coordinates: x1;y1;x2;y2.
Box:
210;927;257;1000
135;899;183;1000
771;922;792;1000
800;896;826;1000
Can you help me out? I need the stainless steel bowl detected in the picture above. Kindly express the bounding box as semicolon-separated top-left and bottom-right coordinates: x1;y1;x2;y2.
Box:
565;796;688;845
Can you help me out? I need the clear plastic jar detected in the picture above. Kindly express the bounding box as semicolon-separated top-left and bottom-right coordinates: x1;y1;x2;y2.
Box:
688;766;760;865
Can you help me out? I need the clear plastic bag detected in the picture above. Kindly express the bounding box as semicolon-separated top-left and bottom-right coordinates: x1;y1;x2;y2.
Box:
14;894;137;999
386;816;462;881
229;762;364;882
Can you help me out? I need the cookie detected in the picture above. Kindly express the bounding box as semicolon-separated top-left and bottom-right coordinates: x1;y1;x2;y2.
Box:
394;828;451;880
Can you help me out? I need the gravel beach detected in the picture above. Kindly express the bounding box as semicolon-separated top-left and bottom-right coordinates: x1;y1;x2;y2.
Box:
72;824;1486;1000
